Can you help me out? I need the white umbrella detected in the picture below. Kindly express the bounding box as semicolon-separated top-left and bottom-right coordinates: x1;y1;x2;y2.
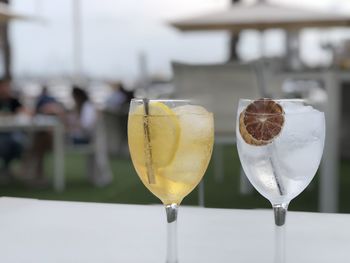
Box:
171;2;350;68
171;2;350;32
0;3;37;23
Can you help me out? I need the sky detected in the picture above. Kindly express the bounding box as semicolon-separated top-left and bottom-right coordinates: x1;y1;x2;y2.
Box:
8;0;350;82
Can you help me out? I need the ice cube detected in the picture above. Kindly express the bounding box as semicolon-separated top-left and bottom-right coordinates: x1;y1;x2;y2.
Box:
280;101;313;114
173;105;213;142
173;105;209;115
159;146;210;184
159;105;213;183
274;140;324;180
273;103;325;180
277;103;325;145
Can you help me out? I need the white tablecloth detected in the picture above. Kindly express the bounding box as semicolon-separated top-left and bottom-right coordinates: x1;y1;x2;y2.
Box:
0;197;348;263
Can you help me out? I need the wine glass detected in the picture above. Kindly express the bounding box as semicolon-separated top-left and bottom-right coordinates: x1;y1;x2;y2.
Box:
236;98;325;261
236;98;325;225
128;99;214;263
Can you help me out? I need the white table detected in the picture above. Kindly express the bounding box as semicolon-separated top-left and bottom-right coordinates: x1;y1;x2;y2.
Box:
0;116;65;191
0;197;348;263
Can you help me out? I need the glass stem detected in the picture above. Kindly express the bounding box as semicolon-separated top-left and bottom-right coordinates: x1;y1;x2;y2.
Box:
272;203;288;227
274;221;286;263
165;204;178;263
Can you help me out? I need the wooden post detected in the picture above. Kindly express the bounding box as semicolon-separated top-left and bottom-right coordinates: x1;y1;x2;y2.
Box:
72;0;82;81
228;0;240;61
0;0;11;79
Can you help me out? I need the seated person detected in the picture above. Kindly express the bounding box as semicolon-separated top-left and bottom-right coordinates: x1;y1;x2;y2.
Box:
69;86;97;144
105;82;134;113
68;86;112;187
104;82;133;154
22;86;65;184
35;86;62;115
0;77;25;181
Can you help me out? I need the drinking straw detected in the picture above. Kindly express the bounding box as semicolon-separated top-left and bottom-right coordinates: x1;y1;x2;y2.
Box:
269;146;284;196
143;98;156;184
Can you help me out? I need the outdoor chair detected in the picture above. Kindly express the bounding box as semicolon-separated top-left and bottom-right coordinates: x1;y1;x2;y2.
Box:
102;109;129;156
66;111;113;187
172;61;263;205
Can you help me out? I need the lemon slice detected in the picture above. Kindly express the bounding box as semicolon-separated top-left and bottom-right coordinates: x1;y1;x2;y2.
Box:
128;101;180;168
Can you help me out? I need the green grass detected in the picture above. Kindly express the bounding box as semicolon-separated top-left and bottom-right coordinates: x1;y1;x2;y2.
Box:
1;146;350;213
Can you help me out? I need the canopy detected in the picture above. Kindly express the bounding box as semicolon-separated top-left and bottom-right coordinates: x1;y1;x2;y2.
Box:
0;3;36;23
171;2;350;32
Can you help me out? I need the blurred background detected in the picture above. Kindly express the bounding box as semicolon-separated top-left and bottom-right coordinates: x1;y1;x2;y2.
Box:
0;0;349;213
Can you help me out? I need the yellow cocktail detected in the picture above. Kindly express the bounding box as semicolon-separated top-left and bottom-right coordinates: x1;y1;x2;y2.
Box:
128;99;214;263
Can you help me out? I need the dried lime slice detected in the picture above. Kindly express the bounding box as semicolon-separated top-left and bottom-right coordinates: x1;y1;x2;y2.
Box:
239;98;284;146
